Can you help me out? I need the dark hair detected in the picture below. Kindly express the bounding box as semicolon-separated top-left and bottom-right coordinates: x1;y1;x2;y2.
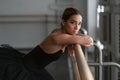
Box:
61;7;82;29
62;7;81;21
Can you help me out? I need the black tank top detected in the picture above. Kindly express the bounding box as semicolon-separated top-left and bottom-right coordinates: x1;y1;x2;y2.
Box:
23;46;64;72
0;45;63;80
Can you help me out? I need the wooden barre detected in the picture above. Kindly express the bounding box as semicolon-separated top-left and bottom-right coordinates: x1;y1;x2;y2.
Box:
0;14;59;24
74;44;94;80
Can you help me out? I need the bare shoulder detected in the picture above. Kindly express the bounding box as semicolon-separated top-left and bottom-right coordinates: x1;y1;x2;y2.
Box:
51;28;61;33
49;29;69;40
50;28;62;36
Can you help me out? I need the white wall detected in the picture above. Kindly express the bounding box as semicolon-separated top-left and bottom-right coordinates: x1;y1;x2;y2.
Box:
0;0;55;15
0;24;46;48
87;0;98;39
0;0;56;48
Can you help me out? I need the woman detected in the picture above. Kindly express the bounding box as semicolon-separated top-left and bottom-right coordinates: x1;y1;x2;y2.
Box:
40;7;93;55
0;7;93;80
